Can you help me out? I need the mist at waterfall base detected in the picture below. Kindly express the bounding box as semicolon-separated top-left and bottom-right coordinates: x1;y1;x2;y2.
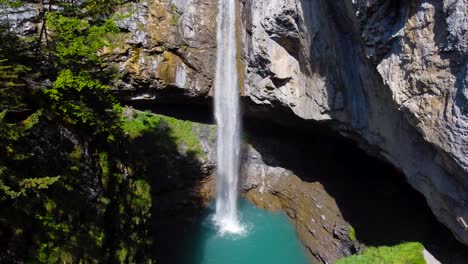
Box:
182;200;310;264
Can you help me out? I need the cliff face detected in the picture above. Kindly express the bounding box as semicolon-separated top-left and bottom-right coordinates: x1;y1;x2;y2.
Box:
8;0;466;249
108;0;468;246
105;0;217;101
4;0;467;262
242;0;468;246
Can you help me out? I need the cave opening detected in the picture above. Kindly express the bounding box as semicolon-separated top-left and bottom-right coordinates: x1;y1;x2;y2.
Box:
128;103;468;263
243;118;468;263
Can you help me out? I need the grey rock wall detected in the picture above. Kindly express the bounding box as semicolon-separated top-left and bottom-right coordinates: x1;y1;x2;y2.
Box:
241;0;468;245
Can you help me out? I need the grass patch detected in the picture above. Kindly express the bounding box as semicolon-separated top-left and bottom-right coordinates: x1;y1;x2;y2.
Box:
348;225;357;241
122;109;205;158
336;242;425;264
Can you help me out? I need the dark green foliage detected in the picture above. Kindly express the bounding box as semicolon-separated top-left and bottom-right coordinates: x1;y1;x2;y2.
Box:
348;225;357;241
43;11;121;135
0;0;24;9
85;0;122;18
0;1;160;263
0;110;59;200
0;0;205;261
0;53;30;111
45;12;119;67
0;58;23;88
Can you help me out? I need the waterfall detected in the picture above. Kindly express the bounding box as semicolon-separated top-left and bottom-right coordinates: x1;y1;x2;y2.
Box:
213;0;244;235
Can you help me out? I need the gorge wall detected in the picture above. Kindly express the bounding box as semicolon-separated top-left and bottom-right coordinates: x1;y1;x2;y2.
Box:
8;0;467;254
104;0;468;247
7;0;468;262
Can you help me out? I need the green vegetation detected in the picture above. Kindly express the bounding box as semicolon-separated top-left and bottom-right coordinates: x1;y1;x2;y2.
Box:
180;43;190;52
122;110;205;158
44;11;122;135
336;242;426;264
170;4;181;26
348;225;357;241
0;0;164;263
0;0;23;8
0;0;208;262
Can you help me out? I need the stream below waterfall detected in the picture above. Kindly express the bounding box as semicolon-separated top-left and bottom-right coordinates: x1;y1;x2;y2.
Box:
182;199;310;264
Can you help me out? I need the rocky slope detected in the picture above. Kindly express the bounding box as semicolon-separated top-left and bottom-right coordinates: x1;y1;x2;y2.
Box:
103;0;468;247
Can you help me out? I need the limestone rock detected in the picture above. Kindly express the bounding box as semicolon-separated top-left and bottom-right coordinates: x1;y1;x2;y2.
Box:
226;0;468;247
108;0;218;101
240;145;359;263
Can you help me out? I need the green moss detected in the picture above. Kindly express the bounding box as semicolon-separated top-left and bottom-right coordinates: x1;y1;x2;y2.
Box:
209;125;216;143
336;242;425;264
69;147;82;161
348;225;357;241
121;111;156;139
157;51;183;83
164;115;204;158
122;109;205;158
131;179;151;215
99;152;109;188
170;4;181;26
180;44;189;52
104;32;132;52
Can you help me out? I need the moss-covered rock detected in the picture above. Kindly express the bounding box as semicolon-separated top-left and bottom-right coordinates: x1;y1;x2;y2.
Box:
121;108;205;159
336;242;426;264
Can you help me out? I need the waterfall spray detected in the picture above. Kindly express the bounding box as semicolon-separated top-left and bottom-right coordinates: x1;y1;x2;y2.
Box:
213;0;244;235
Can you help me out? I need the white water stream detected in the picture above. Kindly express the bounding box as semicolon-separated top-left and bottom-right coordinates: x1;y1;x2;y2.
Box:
213;0;244;235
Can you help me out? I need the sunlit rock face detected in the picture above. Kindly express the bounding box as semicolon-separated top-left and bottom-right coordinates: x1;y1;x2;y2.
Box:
102;0;218;101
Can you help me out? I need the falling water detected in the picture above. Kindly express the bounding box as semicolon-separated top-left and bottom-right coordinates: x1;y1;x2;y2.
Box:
213;0;244;235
